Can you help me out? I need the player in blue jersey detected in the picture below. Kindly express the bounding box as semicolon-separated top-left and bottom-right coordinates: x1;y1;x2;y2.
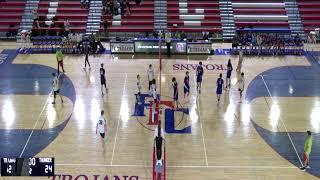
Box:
184;71;190;98
196;62;204;94
225;59;233;89
172;77;178;110
216;73;224;102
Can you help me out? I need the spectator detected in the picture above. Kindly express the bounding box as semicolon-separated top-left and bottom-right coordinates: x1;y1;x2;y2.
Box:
202;31;209;40
175;31;181;40
120;0;125;15
125;0;130;14
113;0;120;15
85;0;90;9
109;0;114;15
63;18;70;36
6;23;17;37
165;31;172;57
135;0;141;6
103;19;109;37
32;9;38;21
180;30;186;40
81;0;85;8
153;31;158;38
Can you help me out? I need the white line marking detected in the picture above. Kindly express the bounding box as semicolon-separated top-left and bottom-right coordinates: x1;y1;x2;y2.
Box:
195;75;209;167
103;72;224;76
19;73;62;157
110;73;127;165
56;163;296;169
260;75;303;167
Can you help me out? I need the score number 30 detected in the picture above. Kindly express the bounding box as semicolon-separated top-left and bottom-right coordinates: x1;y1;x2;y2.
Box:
29;158;53;174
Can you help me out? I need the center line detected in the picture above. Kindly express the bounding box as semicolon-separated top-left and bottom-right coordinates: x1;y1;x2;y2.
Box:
195;74;209;167
110;73;127;165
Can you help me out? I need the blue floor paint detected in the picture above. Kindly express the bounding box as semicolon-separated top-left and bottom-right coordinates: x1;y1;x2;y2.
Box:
164;108;191;134
246;51;320;177
132;93;151;116
132;93;161;116
0;49;76;157
252;121;320;175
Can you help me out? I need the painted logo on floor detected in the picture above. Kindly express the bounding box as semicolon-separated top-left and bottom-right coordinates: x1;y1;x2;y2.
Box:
173;63;225;71
132;93;191;134
246;51;320;177
0;49;76;157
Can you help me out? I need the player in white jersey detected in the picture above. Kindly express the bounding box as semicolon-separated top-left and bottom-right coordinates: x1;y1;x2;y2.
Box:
236;72;245;102
147;64;154;92
52;73;63;105
96;110;107;139
151;79;157;101
137;74;142;93
136;74;142;105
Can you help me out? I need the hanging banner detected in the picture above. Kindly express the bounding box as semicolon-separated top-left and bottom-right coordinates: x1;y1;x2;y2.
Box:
110;42;134;53
187;43;212;54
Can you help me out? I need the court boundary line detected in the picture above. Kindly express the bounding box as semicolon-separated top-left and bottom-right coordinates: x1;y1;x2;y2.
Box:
260;75;303;167
55;163;296;169
19;73;63;157
110;73;128;165
195;74;209;167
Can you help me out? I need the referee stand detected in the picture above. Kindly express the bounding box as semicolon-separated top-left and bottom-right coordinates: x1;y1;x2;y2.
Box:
152;141;166;180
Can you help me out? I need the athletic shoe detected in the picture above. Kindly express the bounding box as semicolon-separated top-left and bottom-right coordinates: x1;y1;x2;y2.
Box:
306;165;310;169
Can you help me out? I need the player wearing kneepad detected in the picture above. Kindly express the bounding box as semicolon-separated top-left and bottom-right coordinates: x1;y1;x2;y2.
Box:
184;71;190;98
226;59;233;89
196;62;204;94
96;110;107;139
237;72;245;102
100;63;108;95
216;73;224;102
172;77;178;110
52;73;63;105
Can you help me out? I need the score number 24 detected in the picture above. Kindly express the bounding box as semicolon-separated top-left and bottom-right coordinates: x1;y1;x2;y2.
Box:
29;158;53;174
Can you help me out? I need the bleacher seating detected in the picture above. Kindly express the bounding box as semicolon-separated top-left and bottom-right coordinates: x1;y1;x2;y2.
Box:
232;0;290;33
0;0;319;41
297;0;320;33
0;1;25;33
101;0;154;32
166;0;221;32
34;0;89;33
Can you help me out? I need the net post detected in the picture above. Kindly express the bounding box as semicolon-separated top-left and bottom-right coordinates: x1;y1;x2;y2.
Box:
152;146;155;180
164;143;166;180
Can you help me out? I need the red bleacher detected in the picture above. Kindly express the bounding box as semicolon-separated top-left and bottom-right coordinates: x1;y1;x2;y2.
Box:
34;0;89;33
1;0;320;36
297;0;320;32
101;0;154;33
0;1;25;32
167;0;222;32
232;0;290;30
